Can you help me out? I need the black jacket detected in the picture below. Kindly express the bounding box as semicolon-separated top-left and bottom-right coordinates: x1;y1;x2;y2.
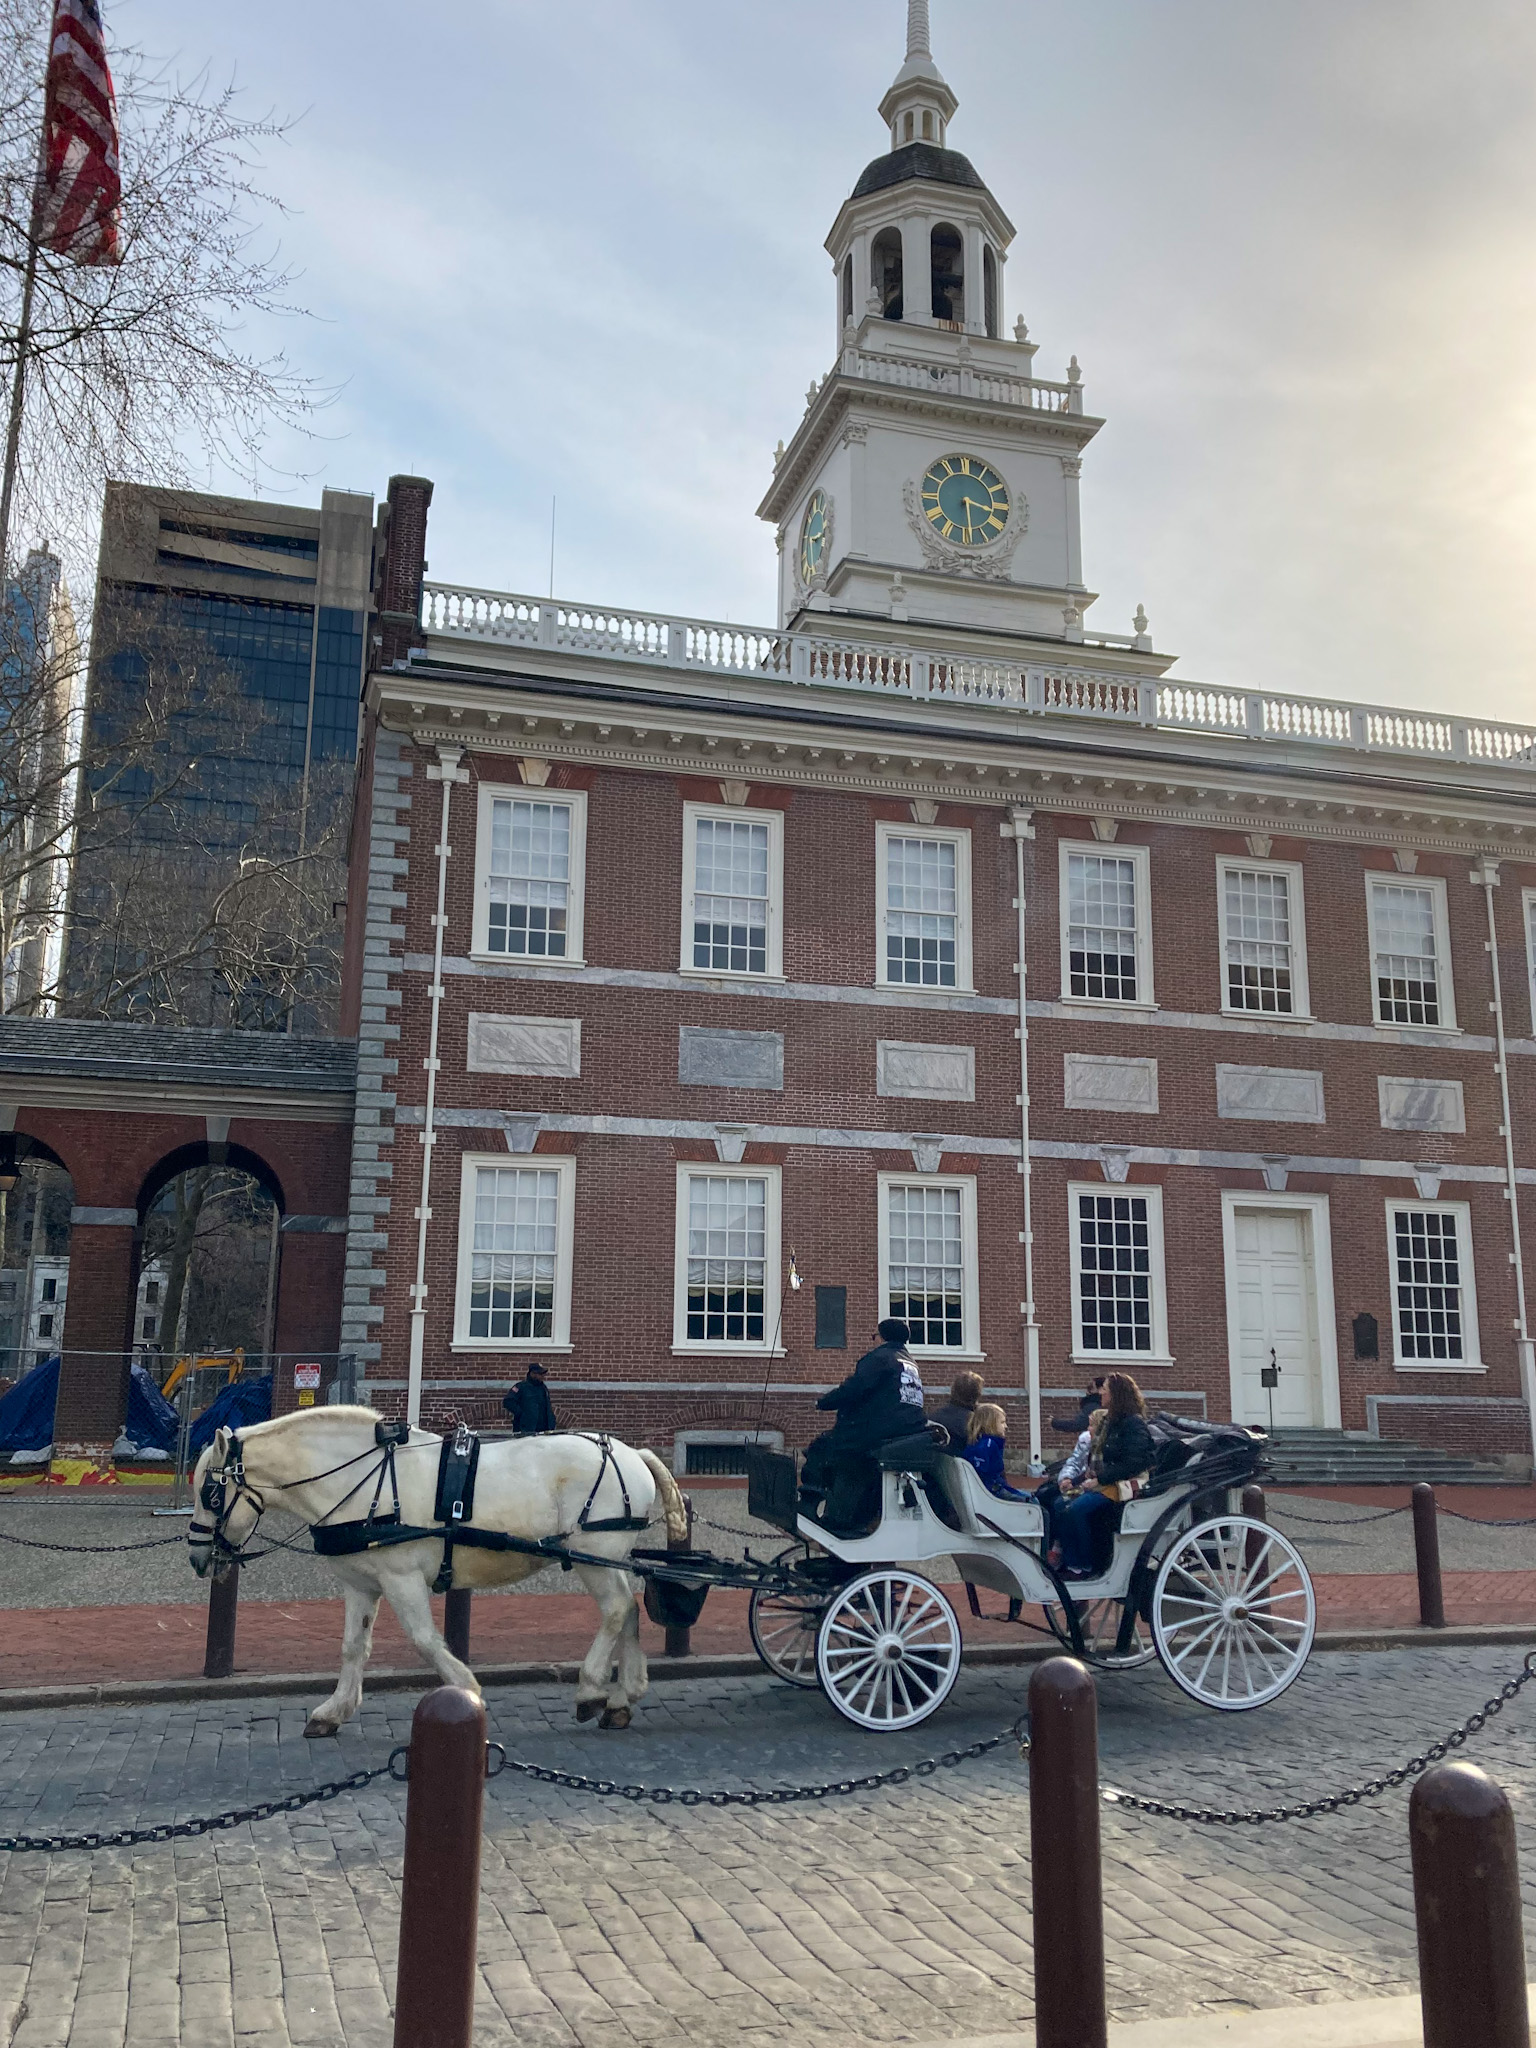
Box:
1092;1413;1155;1486
1051;1390;1105;1435
503;1376;558;1435
929;1401;976;1451
816;1342;925;1455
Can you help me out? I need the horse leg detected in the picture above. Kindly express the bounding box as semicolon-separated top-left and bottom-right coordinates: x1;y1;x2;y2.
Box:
616;1578;649;1708
305;1579;381;1739
381;1570;480;1694
572;1562;636;1727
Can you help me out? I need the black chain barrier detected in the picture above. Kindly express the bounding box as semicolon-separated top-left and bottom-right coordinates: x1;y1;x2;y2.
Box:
488;1717;1030;1806
1267;1501;1407;1526
0;1763;393;1854
0;1524;189;1554
1103;1649;1536;1827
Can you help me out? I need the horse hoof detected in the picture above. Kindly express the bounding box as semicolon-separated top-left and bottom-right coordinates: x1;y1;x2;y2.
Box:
599;1707;631;1731
575;1698;604;1723
303;1718;340;1740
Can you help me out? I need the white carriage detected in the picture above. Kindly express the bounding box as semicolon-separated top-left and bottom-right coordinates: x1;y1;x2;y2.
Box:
741;1423;1315;1731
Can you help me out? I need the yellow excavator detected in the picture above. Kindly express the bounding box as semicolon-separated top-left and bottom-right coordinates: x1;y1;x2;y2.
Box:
158;1347;245;1404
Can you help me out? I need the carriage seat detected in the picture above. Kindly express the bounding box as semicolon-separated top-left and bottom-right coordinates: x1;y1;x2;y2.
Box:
933;1455;1045;1542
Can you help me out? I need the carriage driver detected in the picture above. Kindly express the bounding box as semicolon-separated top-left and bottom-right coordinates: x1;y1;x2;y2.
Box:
799;1318;925;1534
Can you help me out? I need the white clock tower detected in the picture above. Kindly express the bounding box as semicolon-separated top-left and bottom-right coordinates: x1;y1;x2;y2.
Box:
759;0;1138;654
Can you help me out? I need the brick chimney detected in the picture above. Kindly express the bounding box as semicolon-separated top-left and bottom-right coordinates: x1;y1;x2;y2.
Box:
371;474;434;671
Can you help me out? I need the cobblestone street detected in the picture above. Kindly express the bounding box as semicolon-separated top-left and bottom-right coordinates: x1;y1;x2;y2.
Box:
2;1644;1536;2047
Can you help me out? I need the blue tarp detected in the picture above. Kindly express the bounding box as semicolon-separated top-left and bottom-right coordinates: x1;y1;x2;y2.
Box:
188;1374;272;1458
123;1362;179;1455
0;1356;59;1452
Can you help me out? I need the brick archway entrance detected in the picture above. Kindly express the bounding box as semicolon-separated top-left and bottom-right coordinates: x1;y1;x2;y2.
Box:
0;1019;355;1458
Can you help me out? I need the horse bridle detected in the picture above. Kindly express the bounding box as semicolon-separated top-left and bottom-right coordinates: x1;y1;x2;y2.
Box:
191;1432;268;1568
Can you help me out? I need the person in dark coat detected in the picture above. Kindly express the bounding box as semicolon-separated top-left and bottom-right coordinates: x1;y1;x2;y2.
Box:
1052;1373;1155;1578
1050;1376;1106;1435
800;1319;926;1530
929;1370;983;1451
503;1362;559;1436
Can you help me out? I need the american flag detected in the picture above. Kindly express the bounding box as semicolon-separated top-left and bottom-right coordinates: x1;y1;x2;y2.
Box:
33;0;121;267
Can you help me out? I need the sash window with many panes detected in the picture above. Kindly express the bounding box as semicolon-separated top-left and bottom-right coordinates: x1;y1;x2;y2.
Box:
1369;878;1453;1029
1069;1186;1170;1362
876;825;971;991
455;1158;574;1348
474;786;587;963
682;804;783;978
1388;1203;1479;1366
1219;861;1308;1016
675;1169;782;1348
878;1175;979;1354
1062;844;1152;1006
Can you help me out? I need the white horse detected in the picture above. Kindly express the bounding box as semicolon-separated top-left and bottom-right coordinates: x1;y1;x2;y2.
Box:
187;1407;688;1735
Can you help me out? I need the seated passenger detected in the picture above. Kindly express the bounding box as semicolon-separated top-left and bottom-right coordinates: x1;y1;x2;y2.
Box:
1050;1376;1106;1436
800;1319;925;1533
929;1370;984;1451
1052;1373;1154;1581
961;1403;1031;1501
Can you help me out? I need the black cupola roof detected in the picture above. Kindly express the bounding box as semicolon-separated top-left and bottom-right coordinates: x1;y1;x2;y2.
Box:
851;141;990;202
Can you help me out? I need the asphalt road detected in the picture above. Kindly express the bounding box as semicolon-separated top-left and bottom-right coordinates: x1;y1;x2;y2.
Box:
2;1644;1536;2046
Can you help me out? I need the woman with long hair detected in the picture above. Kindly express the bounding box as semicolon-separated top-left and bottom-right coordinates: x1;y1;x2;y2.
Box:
1051;1371;1154;1580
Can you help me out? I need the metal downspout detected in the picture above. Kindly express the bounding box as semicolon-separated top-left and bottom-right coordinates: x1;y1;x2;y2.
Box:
407;745;466;1427
1473;859;1536;1438
1009;808;1041;1467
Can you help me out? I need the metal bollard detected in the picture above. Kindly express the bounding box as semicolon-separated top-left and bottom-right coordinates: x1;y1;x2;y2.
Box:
665;1496;696;1660
1029;1657;1106;2048
1241;1482;1267;1522
1412;1482;1445;1628
443;1587;472;1665
203;1560;239;1680
1410;1761;1527;2048
393;1686;487;2048
1240;1483;1268;1617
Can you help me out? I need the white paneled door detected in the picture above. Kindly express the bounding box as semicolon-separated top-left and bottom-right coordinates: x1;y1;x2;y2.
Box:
1231;1207;1324;1428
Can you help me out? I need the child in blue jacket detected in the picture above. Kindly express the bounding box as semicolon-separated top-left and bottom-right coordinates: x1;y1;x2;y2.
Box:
961;1403;1031;1500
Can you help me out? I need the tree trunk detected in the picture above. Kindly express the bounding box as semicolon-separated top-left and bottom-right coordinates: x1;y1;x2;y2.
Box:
159;1167;209;1363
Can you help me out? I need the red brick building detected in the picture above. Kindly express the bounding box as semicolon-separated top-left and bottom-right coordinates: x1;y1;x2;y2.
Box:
340;12;1536;1477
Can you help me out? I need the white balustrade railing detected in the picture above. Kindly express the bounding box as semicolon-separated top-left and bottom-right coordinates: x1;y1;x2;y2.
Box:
841;348;1081;414
419;582;1536;773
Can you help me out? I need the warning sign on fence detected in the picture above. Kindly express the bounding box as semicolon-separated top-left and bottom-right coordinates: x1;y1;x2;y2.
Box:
295;1363;321;1407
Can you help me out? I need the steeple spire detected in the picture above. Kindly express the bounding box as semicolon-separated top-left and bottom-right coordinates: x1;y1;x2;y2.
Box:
880;0;956;147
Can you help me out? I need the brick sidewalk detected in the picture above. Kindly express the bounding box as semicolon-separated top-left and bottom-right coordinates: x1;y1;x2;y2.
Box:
1;1571;1531;1691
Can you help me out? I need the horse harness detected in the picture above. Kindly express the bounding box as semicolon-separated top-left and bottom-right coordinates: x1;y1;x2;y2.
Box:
198;1421;652;1589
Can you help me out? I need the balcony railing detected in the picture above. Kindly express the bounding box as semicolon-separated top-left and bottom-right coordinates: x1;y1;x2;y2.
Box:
837;346;1082;414
419;583;1536;772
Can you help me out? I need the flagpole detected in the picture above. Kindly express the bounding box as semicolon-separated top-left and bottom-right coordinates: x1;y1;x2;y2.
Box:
0;232;40;584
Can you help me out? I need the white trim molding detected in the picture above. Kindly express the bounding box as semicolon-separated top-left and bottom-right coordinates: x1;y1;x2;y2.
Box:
875;820;974;995
1384;1196;1484;1373
1066;1179;1172;1367
1219;1190;1342;1432
451;1151;576;1352
877;1170;983;1362
471;781;588;966
680;800;785;982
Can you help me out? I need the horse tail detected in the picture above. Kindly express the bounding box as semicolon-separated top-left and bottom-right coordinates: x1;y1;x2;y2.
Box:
637;1448;689;1543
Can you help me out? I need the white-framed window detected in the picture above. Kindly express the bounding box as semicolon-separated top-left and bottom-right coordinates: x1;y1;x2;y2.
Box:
1386;1199;1482;1370
1068;1183;1171;1363
1059;841;1154;1007
1217;858;1310;1018
473;784;588;964
453;1153;575;1350
680;803;784;979
1367;874;1455;1031
1523;887;1536;1035
875;822;973;991
672;1164;782;1351
877;1173;981;1358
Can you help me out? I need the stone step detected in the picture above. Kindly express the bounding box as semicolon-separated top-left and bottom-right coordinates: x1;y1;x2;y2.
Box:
1258;1425;1512;1486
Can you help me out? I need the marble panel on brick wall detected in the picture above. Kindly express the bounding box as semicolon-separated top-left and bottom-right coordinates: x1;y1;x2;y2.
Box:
1378;1076;1465;1134
1215;1063;1325;1124
1063;1052;1159;1114
678;1027;784;1090
876;1041;976;1102
467;1013;581;1078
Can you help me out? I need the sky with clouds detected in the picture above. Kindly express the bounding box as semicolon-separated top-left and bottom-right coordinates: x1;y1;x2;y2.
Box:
110;0;1536;722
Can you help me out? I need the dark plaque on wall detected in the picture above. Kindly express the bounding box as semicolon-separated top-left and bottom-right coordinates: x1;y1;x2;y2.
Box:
815;1285;847;1350
1353;1312;1380;1362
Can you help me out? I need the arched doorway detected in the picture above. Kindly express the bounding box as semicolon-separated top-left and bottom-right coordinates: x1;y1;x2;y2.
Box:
135;1142;287;1368
0;1137;73;1383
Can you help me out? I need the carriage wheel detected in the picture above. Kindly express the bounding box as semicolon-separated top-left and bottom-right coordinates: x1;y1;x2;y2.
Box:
815;1570;962;1731
749;1548;829;1689
1151;1516;1315;1711
1059;1596;1157;1671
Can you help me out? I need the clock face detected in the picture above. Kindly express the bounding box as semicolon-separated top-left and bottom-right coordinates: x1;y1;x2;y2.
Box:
799;490;830;583
920;454;1010;548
